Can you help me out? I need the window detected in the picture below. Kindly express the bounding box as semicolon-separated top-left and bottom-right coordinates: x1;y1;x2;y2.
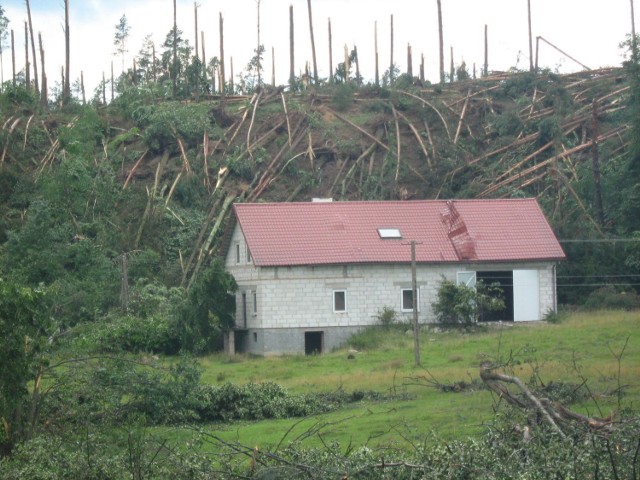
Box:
252;290;257;315
401;288;419;312
235;243;240;264
377;228;402;239
333;290;347;312
246;246;252;263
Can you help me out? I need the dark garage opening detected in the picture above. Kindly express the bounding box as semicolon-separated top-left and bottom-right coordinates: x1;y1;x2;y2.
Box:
477;271;514;321
305;331;323;355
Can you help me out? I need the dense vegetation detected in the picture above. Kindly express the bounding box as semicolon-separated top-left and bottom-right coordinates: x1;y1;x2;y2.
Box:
1;20;640;476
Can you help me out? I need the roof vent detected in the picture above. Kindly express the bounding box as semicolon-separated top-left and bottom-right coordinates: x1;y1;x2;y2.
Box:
312;198;333;202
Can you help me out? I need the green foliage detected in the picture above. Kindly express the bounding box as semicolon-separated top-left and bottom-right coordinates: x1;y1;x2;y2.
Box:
493;108;523;137
0;279;50;450
331;83;356;112
583;285;640;311
176;261;237;353
375;306;398;328
432;278;505;325
131;102;214;153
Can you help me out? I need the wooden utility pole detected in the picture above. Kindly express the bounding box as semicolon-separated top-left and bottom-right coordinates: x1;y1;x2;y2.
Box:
26;0;39;96
483;24;488;77
307;0;318;83
527;0;534;71
374;21;379;86
328;18;333;83
437;0;444;84
289;5;295;89
64;0;70;103
410;241;421;367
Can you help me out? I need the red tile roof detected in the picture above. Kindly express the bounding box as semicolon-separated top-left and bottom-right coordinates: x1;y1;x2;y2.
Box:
232;199;565;267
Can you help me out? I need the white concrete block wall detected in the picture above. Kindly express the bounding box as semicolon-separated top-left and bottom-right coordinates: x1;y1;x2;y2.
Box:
224;225;559;336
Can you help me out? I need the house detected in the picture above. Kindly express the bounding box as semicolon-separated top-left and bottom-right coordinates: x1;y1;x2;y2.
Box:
222;199;565;355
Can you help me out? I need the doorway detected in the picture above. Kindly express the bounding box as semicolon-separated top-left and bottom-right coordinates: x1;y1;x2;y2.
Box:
476;271;514;321
304;331;323;355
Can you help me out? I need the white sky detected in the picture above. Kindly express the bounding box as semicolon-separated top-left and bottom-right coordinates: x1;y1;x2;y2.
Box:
0;0;635;96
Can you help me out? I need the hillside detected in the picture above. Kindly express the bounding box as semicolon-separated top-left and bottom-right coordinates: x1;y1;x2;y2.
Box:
1;66;638;308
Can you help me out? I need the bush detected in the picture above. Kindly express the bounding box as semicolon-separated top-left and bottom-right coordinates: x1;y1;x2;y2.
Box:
432;278;505;325
583;286;640;310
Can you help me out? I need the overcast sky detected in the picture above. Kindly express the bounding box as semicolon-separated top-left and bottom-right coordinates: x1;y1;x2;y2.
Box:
0;0;635;96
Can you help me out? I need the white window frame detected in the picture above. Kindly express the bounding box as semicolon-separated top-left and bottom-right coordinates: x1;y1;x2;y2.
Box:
246;245;252;263
401;287;420;312
333;290;347;313
235;243;241;264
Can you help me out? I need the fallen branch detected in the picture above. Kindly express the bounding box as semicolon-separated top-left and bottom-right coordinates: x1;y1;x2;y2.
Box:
320;105;390;152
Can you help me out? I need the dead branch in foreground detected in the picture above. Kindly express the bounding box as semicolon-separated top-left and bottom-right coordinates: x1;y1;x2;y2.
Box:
480;363;615;438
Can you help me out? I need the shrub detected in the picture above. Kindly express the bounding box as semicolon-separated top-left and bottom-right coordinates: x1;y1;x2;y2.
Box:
583;286;640;310
432;277;505;325
376;306;398;328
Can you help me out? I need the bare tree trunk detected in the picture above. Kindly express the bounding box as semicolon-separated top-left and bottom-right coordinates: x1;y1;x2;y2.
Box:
374;21;379;86
289;5;295;89
420;53;425;82
111;60;114;102
26;0;39;96
11;29;16;86
631;0;638;56
354;45;360;83
449;46;454;83
343;44;349;83
102;71;106;104
484;24;488;77
390;14;394;74
152;43;157;83
328;18;333;83
38;32;47;105
592;99;604;225
230;56;234;92
306;0;318;83
64;0;70;103
220;12;226;98
24;22;30;88
201;31;207;87
194;2;199;61
80;71;85;105
271;46;275;86
172;0;177;98
256;0;262;86
407;43;413;77
437;0;444;84
527;0;534;71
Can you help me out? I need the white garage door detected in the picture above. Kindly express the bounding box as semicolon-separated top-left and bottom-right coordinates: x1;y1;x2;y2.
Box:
513;270;539;321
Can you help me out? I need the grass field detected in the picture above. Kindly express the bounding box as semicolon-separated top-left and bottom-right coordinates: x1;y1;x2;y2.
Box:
194;310;639;449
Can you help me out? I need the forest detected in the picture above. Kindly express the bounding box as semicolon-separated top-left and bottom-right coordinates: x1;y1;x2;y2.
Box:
1;0;640;478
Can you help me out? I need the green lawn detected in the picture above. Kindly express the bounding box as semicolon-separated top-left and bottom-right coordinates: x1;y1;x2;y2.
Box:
194;310;639;449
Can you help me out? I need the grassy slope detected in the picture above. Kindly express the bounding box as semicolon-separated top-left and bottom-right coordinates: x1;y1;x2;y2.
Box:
195;311;639;449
